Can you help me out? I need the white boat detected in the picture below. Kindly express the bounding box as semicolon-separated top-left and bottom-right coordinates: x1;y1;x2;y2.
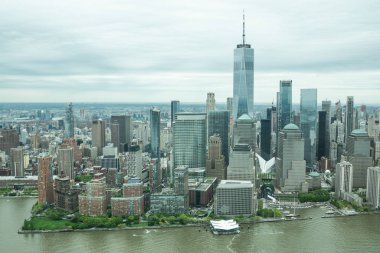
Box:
325;210;335;215
210;220;240;235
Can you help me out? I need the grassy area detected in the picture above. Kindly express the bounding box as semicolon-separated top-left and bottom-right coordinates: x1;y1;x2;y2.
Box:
23;217;75;230
0;188;12;196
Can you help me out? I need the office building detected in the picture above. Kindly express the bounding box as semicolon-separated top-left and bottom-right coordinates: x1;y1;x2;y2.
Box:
345;96;354;143
227;144;255;184
110;122;120;152
208;111;230;164
317;111;328;160
260;119;271;160
173;113;207;168
206;135;226;181
233;15;254;120
111;115;131;152
10;147;24;177
367;166;380;208
150;108;160;159
322;100;332;156
124;140;143;178
64;102;74;138
233;114;256;151
214;180;254;216
206;92;216;113
37;156;54;205
92;119;106;156
335;161;353;198
57;148;74;179
276;124;307;192
0;128;19;155
300;89;317;166
277;80;292;131
170;100;180;127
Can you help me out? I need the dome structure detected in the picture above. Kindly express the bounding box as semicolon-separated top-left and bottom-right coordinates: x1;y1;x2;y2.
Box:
283;123;299;130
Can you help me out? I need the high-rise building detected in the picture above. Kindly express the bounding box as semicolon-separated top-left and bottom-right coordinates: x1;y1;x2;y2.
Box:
173;113;207;168
92;119;106;156
174;165;189;196
10;147;24;177
300;89;317;166
110;122;120;152
38;156;54;205
227;144;255;184
214;180;254;216
260;119;271;160
124;140;143;178
64;102;74;138
208;111;230;164
111;115;131;152
57;148;74;179
233;15;254;120
0;128;19;155
79;179;107;216
277;80;292;130
170;100;180;127
345;96;354;143
335;161;353;198
317;111;328;160
226;97;233;115
150;108;160;159
206;135;226;181
149;158;161;193
233;114;256;151
322;100;332;156
276;124;306;192
346;129;373;188
206;92;216;113
366;166;380;208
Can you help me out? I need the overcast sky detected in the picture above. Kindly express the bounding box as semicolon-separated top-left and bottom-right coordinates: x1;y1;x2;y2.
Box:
0;0;379;105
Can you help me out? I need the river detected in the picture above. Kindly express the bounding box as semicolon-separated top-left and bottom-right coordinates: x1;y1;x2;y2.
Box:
1;198;379;253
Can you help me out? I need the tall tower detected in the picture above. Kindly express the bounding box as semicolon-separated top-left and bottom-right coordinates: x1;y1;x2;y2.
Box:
300;89;317;166
233;14;254;120
316;111;328;160
206;134;226;181
10;147;24;177
173;113;207;168
150;107;160;159
322;100;332;157
64;102;74;138
38;156;54;205
92;119;106;156
345;96;354;143
170;100;180;127
57;147;74;179
111;115;131;152
206;92;216;113
208;111;230;164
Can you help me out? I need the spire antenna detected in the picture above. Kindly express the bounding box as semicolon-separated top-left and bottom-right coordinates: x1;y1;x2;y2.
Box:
243;10;245;45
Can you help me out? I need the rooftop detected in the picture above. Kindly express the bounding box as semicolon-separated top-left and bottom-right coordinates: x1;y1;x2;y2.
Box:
283;123;299;131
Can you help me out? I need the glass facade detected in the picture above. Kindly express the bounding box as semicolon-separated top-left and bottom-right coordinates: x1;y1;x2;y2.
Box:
300;89;317;166
171;100;180;126
278;80;292;130
150;108;160;158
233;45;254;120
173;113;207;168
208;111;230;165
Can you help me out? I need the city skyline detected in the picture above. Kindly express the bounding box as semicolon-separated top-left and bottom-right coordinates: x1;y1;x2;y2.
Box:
0;0;379;104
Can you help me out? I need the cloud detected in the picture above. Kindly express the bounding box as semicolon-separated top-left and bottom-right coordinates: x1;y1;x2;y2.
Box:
0;0;379;104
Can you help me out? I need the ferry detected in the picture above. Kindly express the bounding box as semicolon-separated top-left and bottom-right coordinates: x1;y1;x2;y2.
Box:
209;220;240;235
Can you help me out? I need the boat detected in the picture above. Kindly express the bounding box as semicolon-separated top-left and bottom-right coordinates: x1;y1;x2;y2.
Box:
209;220;240;235
285;195;300;218
325;210;335;215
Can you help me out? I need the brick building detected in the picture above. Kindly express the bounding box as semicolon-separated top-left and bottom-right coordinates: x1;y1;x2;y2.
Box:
79;179;107;216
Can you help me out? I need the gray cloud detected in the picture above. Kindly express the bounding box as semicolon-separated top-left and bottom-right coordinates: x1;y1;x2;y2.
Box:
0;0;379;104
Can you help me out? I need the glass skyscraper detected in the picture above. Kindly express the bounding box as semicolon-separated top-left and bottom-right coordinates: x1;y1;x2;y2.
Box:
277;80;292;130
171;100;180;126
64;102;74;138
300;89;317;166
208;111;230;165
233;17;254;120
150;108;160;159
173;113;207;168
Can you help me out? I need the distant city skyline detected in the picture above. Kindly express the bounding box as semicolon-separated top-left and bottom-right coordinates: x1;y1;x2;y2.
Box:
0;0;379;104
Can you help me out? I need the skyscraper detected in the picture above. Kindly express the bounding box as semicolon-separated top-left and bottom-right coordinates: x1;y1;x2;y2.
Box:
110;122;120;152
173;113;207;168
345;96;354;143
300;89;317;166
260;119;271;160
322;100;332;157
92;119;106;156
233;114;256;151
10;147;24;177
111;115;131;152
276;124;306;192
57;147;74;179
208;111;230;164
206;135;226;181
316;111;328;160
277;80;292;131
206;92;216;113
233;15;254;120
38;156;54;205
64;102;74;138
150;108;160;159
170;100;180;127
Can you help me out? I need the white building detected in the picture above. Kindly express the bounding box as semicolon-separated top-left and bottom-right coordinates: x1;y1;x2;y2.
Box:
227;144;255;185
335;161;353;198
367;166;380;208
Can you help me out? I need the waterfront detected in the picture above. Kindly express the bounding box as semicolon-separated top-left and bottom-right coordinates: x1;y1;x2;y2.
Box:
1;198;379;253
